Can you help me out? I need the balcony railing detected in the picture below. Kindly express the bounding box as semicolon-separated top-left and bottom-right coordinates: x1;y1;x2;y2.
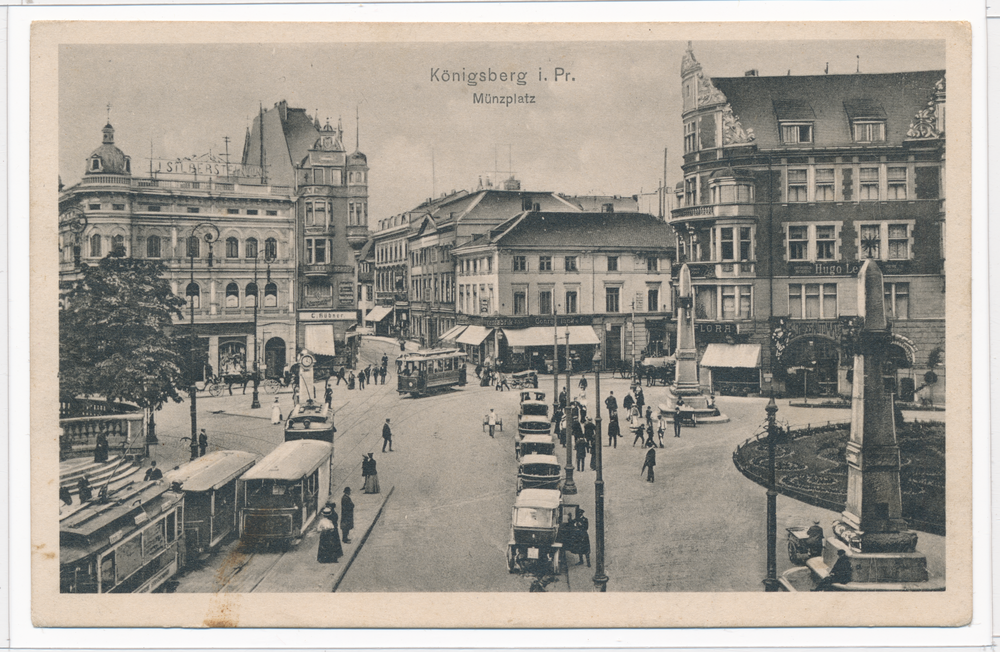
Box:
670;202;756;222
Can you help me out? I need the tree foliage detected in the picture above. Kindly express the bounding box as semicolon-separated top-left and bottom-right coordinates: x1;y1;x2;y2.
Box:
60;256;188;412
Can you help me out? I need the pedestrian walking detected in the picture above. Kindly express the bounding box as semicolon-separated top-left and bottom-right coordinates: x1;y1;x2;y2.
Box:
198;429;209;457
381;354;388;369
336;366;346;385
144;461;163;481
340;487;354;543
575;436;587;471
316;506;343;563
558;387;568;408
657;414;666;448
382;418;394;452
636;386;645;412
607;414;620;448
358;369;366;390
673;404;683;438
622;391;634;414
271;398;283;424
641;447;656;482
487;409;498;438
381;366;388;385
631;423;646;447
572;510;591;567
645;423;657;448
579;377;588;393
553;409;565;447
347;371;356;390
605;391;617;416
325;384;333;408
363;453;381;494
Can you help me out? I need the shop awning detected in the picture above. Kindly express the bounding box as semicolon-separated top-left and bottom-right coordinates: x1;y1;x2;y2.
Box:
456;325;494;346
700;343;761;368
365;305;393;323
304;324;336;356
438;324;468;342
501;327;554;348
502;325;600;347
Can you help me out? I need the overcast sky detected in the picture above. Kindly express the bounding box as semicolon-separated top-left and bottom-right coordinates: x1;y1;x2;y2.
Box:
59;39;945;219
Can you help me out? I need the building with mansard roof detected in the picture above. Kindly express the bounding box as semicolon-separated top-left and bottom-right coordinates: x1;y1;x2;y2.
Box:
243;101;370;370
60;122;298;382
450;210;675;372
670;43;945;402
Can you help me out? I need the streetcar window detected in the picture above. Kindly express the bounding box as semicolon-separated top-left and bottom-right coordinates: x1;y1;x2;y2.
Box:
100;554;115;592
166;510;176;543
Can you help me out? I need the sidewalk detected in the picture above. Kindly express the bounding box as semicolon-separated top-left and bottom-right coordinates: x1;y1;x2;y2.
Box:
172;484;394;593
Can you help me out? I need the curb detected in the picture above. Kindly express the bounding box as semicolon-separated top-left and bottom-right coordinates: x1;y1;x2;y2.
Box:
331;485;395;592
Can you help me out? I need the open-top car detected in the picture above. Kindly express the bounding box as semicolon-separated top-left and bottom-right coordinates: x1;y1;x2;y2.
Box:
517;454;561;493
506;488;565;574
518;434;556;459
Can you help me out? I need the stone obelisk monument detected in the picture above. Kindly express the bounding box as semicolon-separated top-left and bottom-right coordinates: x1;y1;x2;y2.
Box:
819;260;929;587
672;263;702;400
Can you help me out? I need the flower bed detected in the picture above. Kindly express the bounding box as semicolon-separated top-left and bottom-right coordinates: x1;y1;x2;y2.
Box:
733;420;944;535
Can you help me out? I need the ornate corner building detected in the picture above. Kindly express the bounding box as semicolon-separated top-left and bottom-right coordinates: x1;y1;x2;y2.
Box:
670;44;946;402
59;100;372;380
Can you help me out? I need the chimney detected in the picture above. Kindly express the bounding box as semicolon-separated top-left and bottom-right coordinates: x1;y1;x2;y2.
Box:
602;203;614;213
744;69;758;77
533;203;541;212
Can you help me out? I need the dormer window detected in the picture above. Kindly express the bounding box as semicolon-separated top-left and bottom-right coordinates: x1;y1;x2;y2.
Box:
773;100;815;145
780;123;813;144
90;157;101;172
845;99;887;143
852;121;885;143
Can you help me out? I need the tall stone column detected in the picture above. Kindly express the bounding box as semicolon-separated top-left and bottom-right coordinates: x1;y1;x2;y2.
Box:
825;260;928;585
672;263;701;397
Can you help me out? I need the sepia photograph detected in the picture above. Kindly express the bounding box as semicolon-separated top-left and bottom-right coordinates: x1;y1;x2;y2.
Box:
26;18;974;630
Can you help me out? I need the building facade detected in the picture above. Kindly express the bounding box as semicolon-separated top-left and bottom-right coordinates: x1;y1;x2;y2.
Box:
670;44;946;401
59;123;298;380
451;211;676;371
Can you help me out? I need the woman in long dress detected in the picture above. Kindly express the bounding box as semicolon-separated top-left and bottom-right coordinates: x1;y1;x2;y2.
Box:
316;506;343;563
363;453;381;494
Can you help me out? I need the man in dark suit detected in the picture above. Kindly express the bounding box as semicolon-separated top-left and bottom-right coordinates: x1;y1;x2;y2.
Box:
382;418;394;452
341;487;355;543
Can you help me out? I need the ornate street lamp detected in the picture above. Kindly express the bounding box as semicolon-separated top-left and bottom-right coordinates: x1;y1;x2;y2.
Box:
250;246;277;409
563;326;577;496
592;347;608;591
763;395;780;591
188;223;219;445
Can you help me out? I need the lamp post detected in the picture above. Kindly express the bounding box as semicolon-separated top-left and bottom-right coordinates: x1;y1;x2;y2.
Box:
763;395;780;591
187;223;218;449
563;327;578;496
553;306;560;408
249;247;277;409
592;348;608;592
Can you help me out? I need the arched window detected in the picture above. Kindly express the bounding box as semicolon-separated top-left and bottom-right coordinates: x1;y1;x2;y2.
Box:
226;237;239;258
245;282;259;308
186;235;200;258
225;282;239;308
186;282;200;309
264;282;278;307
245;237;258;259
146;235;161;258
90;233;102;257
265;237;278;260
111;235;125;256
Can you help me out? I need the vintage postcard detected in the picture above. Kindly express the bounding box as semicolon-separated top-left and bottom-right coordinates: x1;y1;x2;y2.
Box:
30;19;973;629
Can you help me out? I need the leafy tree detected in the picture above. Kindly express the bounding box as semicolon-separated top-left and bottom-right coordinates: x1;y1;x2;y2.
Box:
60;255;188;429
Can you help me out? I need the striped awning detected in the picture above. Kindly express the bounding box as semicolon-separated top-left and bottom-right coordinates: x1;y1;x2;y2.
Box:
700;343;761;368
456;325;494;346
438;324;469;342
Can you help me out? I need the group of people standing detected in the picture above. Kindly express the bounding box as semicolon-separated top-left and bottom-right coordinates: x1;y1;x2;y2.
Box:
316;486;356;564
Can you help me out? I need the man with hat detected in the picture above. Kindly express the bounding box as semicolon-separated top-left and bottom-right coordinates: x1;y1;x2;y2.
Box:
382;418;394;452
341;487;355;543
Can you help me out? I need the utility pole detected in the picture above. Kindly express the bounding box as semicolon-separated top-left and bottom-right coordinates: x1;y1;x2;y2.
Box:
562;327;577;496
592;348;608;591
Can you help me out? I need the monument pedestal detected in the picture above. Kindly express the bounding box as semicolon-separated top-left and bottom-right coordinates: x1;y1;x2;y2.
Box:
818;535;928;585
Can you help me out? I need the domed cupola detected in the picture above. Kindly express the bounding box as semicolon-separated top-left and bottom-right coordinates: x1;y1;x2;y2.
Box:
85;123;132;176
